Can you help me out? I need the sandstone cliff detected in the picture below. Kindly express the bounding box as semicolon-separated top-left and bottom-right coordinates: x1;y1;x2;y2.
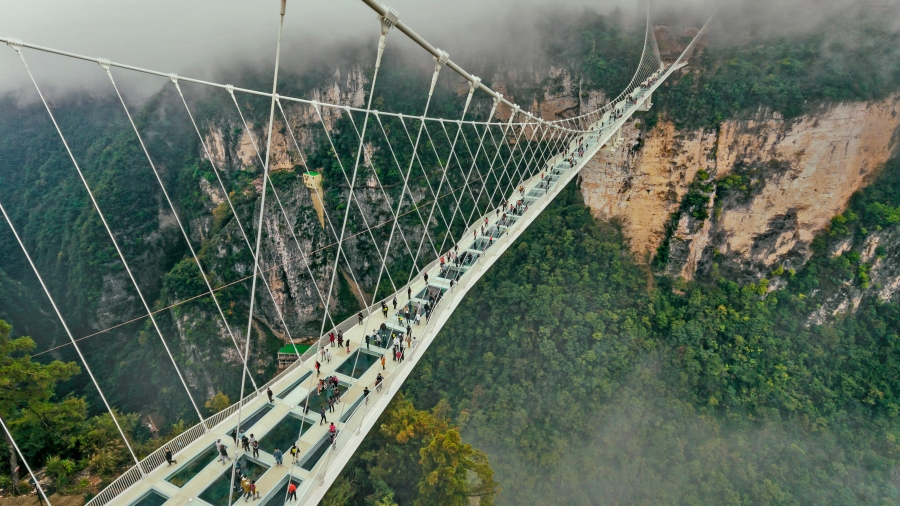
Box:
580;96;900;284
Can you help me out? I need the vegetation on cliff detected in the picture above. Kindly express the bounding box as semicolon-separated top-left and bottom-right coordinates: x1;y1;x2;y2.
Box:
4;4;900;504
653;14;900;129
389;182;900;505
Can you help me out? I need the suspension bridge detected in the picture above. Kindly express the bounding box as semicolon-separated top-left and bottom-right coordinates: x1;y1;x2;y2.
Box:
1;0;716;504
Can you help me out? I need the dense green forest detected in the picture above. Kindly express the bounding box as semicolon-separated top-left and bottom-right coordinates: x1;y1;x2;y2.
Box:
323;10;900;504
330;179;900;505
4;3;900;504
652;13;900;129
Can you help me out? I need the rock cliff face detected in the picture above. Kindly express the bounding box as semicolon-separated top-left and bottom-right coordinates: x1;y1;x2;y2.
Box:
579;97;900;282
807;226;900;323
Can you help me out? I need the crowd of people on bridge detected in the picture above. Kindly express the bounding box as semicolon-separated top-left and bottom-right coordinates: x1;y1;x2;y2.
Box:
138;58;672;506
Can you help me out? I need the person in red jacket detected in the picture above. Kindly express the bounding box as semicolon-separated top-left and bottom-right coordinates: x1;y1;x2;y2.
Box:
287;481;297;500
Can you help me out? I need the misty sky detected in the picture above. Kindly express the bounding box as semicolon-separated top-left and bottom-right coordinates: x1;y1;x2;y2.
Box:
0;0;870;101
0;0;720;100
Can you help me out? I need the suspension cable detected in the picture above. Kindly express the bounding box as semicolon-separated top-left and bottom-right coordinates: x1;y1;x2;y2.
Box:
230;92;344;352
229;2;286;503
9;45;208;429
105;68;262;393
0;415;52;504
173;79;300;370
0;198;143;471
314;10;396;367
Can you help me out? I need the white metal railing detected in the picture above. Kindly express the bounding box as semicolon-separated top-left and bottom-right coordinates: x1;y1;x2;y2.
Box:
293;73;675;503
87;50;675;506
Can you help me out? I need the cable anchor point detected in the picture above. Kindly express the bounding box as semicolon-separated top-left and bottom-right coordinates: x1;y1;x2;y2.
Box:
379;5;399;35
469;76;481;93
97;58;111;70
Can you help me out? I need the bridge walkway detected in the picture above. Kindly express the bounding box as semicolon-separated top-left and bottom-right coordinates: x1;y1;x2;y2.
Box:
95;63;681;506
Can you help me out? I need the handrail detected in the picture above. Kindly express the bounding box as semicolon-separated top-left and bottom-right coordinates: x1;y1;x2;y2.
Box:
84;1;698;502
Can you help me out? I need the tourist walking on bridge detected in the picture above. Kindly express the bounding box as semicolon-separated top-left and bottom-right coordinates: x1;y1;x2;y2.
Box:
287;482;298;501
241;477;251;501
217;439;231;464
273;447;283;466
164;446;176;466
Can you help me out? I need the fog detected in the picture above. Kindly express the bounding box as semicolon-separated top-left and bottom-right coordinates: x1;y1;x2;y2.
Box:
0;0;877;103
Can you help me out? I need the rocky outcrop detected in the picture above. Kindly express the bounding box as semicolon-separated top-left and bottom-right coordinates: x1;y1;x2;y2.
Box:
580;120;714;262
579;96;900;279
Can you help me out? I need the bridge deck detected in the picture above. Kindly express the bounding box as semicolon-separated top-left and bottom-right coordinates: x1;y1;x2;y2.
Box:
97;66;678;506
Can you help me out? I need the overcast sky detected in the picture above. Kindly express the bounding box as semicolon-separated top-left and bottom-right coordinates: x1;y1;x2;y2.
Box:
0;0;722;100
0;0;879;101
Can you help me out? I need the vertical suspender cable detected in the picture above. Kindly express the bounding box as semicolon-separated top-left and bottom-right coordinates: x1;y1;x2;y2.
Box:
0;415;52;504
227;91;342;341
229;1;286;503
103;69;261;393
173;80;300;372
0;199;143;472
404;55;452;282
9;45;208;429
316;9;396;352
391;76;477;291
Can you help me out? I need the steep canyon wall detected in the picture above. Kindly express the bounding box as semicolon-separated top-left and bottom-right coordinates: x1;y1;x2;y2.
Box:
580;97;900;294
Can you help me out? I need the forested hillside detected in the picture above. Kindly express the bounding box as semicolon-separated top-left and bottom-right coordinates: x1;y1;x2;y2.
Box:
327;8;900;506
4;3;900;504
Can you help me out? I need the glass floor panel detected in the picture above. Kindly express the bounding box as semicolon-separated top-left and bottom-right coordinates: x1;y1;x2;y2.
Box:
398;301;425;322
387;311;413;327
527;189;546;198
497;217;517;228
258;413;314;455
340;395;366;423
226;404;274;440
131;490;168;506
415;285;446;301
485;226;505;238
472;238;494;251
369;325;400;348
459;251;481;266
166;445;217;487
335;349;381;379
300;435;332;471
198;455;269;506
438;266;465;281
298;381;351;415
260;476;303;506
276;371;312;399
